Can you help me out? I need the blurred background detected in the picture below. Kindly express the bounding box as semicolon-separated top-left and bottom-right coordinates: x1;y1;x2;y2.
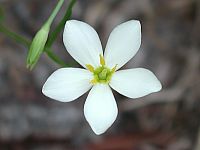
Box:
0;0;200;149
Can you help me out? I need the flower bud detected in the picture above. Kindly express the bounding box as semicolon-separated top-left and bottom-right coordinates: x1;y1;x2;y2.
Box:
26;23;50;70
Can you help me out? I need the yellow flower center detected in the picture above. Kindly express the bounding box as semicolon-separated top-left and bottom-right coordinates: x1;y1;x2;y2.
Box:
86;55;117;84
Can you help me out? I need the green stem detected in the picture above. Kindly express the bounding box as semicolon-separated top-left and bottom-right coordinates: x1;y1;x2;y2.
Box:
0;0;77;68
46;0;77;48
45;49;69;67
0;24;68;67
45;49;71;67
0;24;30;47
46;0;65;26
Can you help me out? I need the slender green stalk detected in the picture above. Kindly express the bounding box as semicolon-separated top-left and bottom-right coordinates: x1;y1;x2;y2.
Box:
0;24;30;47
46;0;65;26
0;24;68;67
0;0;77;68
45;49;71;67
46;0;77;48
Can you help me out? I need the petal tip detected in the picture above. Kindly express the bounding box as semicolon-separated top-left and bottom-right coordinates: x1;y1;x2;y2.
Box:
65;19;78;25
41;82;47;95
85;112;117;135
153;79;162;93
92;127;106;135
129;20;141;28
156;80;162;91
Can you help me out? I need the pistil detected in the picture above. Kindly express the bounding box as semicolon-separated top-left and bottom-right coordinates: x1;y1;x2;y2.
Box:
98;68;108;80
86;54;117;84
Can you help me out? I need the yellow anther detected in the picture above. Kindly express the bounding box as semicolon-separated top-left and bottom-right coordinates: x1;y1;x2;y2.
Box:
86;64;94;72
99;54;105;66
90;79;97;84
111;64;117;73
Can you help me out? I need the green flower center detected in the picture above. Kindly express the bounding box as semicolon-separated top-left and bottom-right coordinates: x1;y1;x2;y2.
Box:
93;66;113;84
86;55;117;84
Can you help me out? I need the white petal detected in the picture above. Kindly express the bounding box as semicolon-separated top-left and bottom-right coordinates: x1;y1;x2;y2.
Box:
104;20;141;70
110;68;162;98
84;84;118;135
63;20;103;68
42;68;92;102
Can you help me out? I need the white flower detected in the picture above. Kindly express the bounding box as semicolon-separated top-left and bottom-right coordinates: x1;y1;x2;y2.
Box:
42;20;162;135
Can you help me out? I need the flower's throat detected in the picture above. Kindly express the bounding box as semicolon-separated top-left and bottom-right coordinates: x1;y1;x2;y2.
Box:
86;55;117;84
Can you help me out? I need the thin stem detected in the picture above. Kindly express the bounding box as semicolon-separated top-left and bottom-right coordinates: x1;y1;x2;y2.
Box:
45;49;71;67
0;24;30;47
0;24;68;67
46;0;65;26
0;0;77;68
46;0;77;48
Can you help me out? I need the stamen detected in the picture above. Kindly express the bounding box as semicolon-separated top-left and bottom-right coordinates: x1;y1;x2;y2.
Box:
90;78;97;84
111;64;118;73
99;54;105;66
86;64;94;72
86;56;116;85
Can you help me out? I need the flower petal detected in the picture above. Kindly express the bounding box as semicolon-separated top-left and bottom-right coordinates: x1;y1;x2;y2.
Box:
63;20;103;68
104;20;141;70
84;84;118;135
110;68;162;98
42;68;92;102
